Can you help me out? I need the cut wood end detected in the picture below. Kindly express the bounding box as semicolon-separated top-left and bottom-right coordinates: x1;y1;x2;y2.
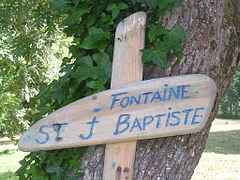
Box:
116;11;146;34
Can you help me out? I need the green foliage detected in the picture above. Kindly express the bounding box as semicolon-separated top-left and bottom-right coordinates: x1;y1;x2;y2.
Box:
107;2;128;21
16;0;185;179
80;27;111;52
0;140;28;180
143;22;186;68
142;49;168;68
219;65;240;119
16;148;86;180
0;0;71;138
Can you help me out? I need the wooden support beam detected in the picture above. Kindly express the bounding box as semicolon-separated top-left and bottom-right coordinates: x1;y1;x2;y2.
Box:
103;11;146;180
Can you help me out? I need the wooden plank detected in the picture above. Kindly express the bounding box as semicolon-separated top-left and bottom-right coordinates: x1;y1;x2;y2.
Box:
103;11;146;180
18;74;217;152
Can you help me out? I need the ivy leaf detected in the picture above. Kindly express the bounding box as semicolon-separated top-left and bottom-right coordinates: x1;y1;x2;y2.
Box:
86;77;107;92
72;64;104;81
158;0;176;8
142;49;168;68
92;52;110;68
80;28;110;51
168;26;186;40
89;27;110;41
147;24;166;42
107;3;119;20
92;52;111;78
64;7;92;26
80;36;96;50
107;3;128;20
91;67;105;79
76;56;93;66
100;13;112;23
157;0;178;15
37;105;54;115
118;2;128;10
162;26;186;49
96;42;108;52
80;37;108;52
145;0;158;8
153;40;172;54
87;16;96;27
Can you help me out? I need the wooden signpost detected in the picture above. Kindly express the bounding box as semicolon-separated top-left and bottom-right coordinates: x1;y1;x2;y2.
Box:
18;74;216;151
18;12;217;180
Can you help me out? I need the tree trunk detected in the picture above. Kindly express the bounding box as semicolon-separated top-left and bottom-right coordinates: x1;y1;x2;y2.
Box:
79;0;240;179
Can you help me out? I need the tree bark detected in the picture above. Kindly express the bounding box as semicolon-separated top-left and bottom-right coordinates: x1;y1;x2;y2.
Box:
79;0;240;179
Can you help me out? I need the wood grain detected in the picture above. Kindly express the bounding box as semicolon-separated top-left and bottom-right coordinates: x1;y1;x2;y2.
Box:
103;11;146;180
18;74;217;151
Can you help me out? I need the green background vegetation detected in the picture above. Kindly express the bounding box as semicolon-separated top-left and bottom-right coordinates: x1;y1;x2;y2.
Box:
218;66;240;119
0;0;71;138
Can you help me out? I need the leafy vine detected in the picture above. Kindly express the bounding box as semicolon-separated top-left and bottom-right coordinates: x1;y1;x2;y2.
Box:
16;0;185;179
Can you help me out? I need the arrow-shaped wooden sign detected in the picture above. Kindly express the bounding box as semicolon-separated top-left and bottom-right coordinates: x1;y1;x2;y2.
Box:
18;74;216;152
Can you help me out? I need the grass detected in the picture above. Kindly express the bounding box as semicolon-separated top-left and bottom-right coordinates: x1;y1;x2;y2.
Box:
0;119;239;179
0;138;28;180
192;119;240;180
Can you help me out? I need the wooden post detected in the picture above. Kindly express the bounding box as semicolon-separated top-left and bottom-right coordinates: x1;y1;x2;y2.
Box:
103;12;146;180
